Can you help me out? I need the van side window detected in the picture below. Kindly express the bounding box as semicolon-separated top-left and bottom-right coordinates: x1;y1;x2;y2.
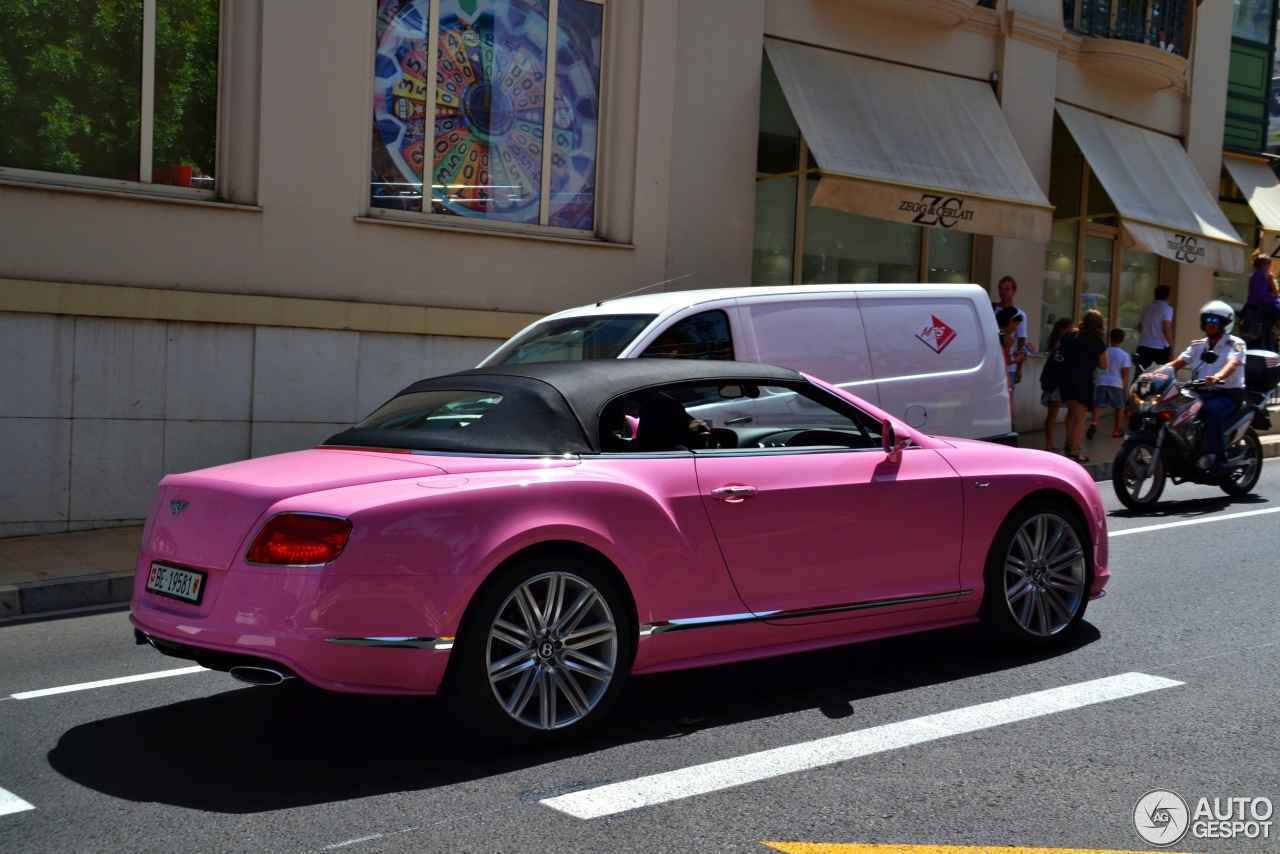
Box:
640;310;734;360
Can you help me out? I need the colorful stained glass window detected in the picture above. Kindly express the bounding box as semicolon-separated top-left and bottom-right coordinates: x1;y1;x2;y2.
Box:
548;0;602;229
370;0;604;231
373;0;432;211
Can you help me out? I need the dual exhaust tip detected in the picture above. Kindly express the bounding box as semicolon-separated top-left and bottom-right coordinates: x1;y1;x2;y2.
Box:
229;665;294;686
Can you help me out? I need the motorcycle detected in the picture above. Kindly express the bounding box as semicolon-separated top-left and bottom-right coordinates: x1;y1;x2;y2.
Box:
1112;350;1280;511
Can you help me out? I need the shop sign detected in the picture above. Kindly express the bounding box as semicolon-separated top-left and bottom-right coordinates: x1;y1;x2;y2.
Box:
1167;234;1206;264
898;194;976;229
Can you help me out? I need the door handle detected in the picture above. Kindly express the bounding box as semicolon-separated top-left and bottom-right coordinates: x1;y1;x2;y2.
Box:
711;485;758;501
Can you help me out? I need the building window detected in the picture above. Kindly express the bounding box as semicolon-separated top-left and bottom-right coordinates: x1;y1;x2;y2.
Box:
1045;114;1165;355
1233;0;1276;43
751;54;967;288
371;0;603;232
0;0;220;195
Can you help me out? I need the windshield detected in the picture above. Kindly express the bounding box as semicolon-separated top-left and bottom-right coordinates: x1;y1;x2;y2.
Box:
488;314;656;365
356;391;504;431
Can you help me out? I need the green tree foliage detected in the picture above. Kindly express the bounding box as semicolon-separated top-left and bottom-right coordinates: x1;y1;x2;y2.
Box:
0;0;218;181
154;0;219;177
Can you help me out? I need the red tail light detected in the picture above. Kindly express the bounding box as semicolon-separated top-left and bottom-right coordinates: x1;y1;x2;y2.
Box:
246;514;352;566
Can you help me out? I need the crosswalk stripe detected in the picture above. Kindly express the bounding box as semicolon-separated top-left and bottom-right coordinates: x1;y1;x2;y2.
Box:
0;786;35;817
11;665;207;700
541;673;1182;819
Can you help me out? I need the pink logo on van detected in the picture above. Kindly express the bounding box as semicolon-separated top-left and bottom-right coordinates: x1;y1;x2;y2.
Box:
916;316;957;354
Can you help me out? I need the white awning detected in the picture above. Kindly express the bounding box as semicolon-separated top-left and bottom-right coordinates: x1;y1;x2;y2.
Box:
764;39;1053;243
1223;152;1280;256
1056;103;1246;272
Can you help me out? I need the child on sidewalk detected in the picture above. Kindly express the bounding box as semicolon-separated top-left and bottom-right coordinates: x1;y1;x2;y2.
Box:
1088;328;1132;440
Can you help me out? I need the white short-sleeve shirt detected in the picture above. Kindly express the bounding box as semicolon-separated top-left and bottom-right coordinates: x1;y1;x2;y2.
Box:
1178;335;1246;388
1138;301;1174;349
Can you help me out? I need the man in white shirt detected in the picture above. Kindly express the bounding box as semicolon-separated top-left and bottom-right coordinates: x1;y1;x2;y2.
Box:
1164;300;1246;475
993;276;1027;384
1135;285;1174;369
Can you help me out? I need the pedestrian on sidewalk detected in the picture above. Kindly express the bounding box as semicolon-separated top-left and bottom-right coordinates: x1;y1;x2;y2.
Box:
1239;250;1280;352
997;307;1023;426
1134;285;1174;369
1040;317;1074;452
993;276;1028;386
1059;309;1109;463
1088;328;1132;440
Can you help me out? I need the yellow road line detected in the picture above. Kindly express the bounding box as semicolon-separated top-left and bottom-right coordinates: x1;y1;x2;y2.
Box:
763;845;1201;854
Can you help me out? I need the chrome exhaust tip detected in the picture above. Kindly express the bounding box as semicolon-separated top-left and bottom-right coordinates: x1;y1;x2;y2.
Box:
229;665;291;686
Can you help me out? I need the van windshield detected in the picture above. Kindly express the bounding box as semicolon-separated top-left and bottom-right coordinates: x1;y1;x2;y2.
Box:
489;314;656;365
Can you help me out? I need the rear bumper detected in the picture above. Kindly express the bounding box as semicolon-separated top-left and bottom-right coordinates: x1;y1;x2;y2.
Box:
131;562;453;695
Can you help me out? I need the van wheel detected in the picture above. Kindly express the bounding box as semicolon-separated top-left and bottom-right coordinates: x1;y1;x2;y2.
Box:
446;553;632;747
980;501;1092;649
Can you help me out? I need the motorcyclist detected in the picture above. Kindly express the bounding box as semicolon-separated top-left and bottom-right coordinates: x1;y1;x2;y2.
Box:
1162;300;1247;476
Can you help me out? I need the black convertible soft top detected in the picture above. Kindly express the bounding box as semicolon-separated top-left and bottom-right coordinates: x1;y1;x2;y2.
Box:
324;360;805;455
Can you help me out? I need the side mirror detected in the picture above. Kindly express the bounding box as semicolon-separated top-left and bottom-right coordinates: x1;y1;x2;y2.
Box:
881;419;910;463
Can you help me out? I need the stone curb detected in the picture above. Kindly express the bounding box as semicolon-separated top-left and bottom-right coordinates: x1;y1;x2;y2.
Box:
0;571;134;621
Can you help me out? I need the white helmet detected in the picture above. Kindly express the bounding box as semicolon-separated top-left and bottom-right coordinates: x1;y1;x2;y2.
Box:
1199;300;1235;335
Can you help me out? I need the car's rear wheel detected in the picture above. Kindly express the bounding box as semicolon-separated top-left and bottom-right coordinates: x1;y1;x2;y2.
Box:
980;501;1092;649
446;552;632;747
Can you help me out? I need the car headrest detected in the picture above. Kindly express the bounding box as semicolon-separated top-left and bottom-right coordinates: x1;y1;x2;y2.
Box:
635;397;692;451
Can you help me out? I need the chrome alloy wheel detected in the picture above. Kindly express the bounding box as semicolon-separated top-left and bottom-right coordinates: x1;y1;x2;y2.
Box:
1003;513;1087;637
486;571;618;731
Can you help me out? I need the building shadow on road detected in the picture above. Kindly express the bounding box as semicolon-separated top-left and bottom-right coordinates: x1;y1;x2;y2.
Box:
46;619;1100;813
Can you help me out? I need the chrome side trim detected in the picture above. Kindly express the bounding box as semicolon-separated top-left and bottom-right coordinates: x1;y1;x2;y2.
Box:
325;636;454;650
638;590;971;635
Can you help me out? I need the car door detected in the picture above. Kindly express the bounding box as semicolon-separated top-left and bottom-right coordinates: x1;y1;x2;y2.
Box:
692;385;964;620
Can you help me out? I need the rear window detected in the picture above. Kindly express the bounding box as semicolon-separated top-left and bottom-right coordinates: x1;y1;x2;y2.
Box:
357;391;504;431
489;315;656;365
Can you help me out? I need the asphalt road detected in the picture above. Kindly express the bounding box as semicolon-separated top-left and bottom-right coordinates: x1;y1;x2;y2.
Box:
2;463;1279;853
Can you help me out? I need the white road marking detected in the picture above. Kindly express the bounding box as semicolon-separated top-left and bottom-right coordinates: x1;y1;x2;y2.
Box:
0;786;35;817
11;665;207;700
1109;506;1280;538
541;672;1182;819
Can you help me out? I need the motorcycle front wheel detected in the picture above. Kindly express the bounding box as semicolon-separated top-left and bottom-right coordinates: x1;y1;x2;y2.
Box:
1221;429;1263;497
1113;440;1165;511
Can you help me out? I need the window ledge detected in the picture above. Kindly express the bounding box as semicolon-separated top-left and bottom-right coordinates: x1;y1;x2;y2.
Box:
0;176;262;212
355;214;635;249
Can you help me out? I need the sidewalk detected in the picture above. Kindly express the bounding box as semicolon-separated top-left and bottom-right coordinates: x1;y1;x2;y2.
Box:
1019;409;1280;481
0;527;141;622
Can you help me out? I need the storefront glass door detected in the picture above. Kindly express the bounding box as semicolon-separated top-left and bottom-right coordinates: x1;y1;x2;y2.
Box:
1118;250;1161;353
1081;235;1114;327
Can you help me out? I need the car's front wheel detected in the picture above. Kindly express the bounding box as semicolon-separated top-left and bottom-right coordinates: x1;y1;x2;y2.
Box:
980;501;1092;649
446;552;633;747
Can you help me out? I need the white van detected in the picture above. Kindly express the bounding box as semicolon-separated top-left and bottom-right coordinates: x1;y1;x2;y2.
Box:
480;284;1013;443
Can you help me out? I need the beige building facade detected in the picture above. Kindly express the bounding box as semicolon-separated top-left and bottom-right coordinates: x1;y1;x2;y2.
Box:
0;0;1247;534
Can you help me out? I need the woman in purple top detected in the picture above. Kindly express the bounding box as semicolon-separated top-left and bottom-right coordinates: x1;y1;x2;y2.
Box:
1242;252;1280;351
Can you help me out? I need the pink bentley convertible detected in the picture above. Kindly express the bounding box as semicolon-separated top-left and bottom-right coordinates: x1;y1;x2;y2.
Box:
131;360;1108;744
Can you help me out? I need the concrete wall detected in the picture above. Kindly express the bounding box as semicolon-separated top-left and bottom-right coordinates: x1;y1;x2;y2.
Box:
0;311;499;537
